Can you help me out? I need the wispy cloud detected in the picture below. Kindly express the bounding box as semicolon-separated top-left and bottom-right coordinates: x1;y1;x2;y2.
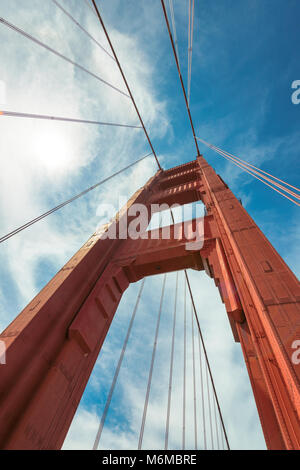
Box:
0;0;168;312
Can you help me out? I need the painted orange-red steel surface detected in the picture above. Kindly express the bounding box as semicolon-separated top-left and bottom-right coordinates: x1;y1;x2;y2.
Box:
0;156;299;449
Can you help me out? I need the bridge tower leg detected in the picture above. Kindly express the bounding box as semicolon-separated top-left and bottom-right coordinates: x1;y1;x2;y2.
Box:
0;156;299;449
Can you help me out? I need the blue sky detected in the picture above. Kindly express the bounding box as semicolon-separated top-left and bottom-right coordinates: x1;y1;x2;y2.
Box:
0;0;299;450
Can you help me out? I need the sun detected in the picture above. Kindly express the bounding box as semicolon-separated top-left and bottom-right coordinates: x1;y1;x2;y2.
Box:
33;127;73;174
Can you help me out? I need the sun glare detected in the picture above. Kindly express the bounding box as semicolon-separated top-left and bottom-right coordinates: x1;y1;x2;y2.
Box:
33;128;73;173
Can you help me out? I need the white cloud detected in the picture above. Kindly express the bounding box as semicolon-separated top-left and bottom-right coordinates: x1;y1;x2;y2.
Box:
61;407;100;450
0;0;169;311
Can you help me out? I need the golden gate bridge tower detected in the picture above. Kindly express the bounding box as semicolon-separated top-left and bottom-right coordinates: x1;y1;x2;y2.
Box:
0;0;299;451
0;153;299;450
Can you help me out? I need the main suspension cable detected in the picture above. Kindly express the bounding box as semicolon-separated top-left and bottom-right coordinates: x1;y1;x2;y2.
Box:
0;17;129;98
93;278;146;450
90;0;162;171
161;0;200;156
51;0;115;61
0;109;142;129
0;152;153;245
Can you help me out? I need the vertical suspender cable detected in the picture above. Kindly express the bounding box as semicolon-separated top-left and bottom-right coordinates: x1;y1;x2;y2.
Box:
161;0;200;156
91;0;162;171
168;0;181;69
196;136;300;205
182;274;187;450
187;0;194;107
190;299;198;449
93;278;146;450
196;136;300;194
220;418;225;450
184;270;230;449
0;152;153;245
187;0;191;106
191;0;195;103
197;328;207;449
169;209;229;450
138;274;167;449
0;109;142;129
84;0;98;18
0;17;129;98
51;0;115;61
213;391;220;449
165;272;179;450
205;361;214;449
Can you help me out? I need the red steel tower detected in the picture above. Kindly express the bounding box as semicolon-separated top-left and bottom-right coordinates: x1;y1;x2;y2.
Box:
0;155;299;450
